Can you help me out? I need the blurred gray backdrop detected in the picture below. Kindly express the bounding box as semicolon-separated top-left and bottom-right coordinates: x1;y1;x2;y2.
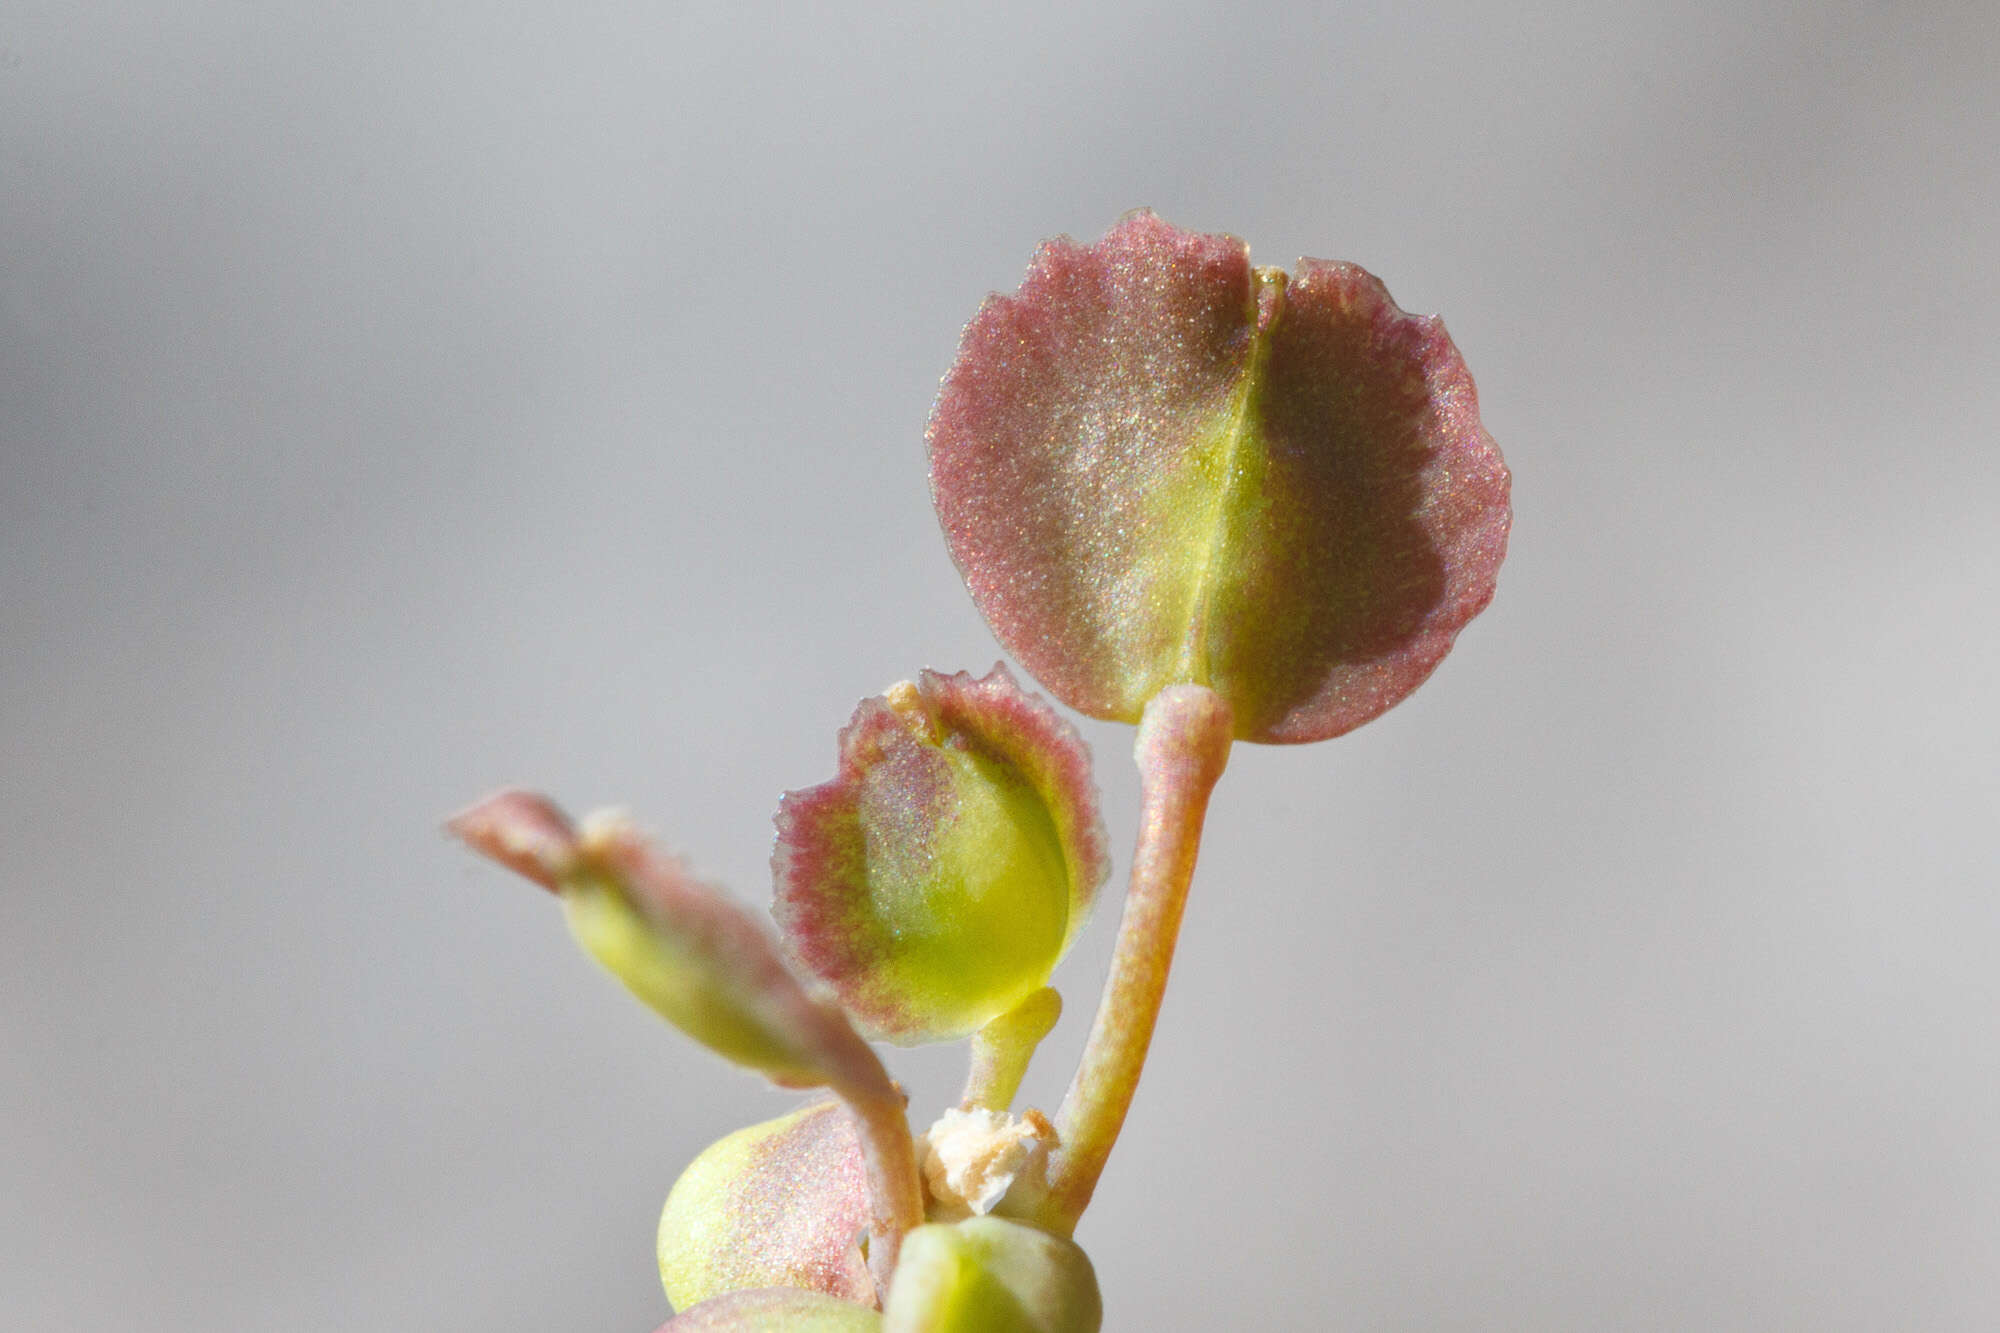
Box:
5;2;1997;1329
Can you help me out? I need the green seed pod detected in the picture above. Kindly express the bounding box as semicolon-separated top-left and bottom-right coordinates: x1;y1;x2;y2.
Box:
658;1101;873;1312
774;666;1108;1044
882;1216;1102;1333
654;1286;882;1331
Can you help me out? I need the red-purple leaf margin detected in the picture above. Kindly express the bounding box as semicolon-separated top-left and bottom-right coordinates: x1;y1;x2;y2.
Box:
927;211;1511;743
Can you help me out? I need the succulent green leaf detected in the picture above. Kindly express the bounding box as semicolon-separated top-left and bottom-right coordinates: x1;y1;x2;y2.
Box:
927;211;1512;743
659;1101;874;1312
449;790;893;1097
655;1287;882;1331
882;1216;1102;1333
774;666;1108;1044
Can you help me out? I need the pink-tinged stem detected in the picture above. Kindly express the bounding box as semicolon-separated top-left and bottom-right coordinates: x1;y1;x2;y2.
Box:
1037;685;1234;1232
836;1079;924;1300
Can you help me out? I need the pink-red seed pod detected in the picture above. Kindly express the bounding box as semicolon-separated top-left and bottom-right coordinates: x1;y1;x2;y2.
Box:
927;211;1511;742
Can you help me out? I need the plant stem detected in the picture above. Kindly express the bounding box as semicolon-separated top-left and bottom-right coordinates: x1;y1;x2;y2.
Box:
837;1078;926;1303
1034;684;1233;1233
961;986;1063;1112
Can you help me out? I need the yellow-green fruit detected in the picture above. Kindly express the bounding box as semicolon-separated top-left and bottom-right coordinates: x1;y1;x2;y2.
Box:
659;1102;872;1312
883;1216;1102;1333
851;740;1069;1035
658;1287;882;1331
774;666;1109;1044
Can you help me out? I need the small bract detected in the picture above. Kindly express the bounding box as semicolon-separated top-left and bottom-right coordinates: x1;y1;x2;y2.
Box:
774;665;1108;1044
928;211;1512;743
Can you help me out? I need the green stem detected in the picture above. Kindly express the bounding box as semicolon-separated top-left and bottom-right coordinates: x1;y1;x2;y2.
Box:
961;986;1063;1112
1035;684;1233;1233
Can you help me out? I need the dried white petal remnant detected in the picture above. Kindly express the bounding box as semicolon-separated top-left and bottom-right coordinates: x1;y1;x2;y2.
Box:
918;1107;1053;1221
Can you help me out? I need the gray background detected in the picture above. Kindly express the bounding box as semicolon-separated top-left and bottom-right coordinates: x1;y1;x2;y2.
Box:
5;2;1997;1329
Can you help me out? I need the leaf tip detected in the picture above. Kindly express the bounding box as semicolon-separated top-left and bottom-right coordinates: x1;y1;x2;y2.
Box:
446;788;578;892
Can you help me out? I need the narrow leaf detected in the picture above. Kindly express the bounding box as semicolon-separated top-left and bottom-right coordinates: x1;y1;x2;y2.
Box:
449;790;890;1098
